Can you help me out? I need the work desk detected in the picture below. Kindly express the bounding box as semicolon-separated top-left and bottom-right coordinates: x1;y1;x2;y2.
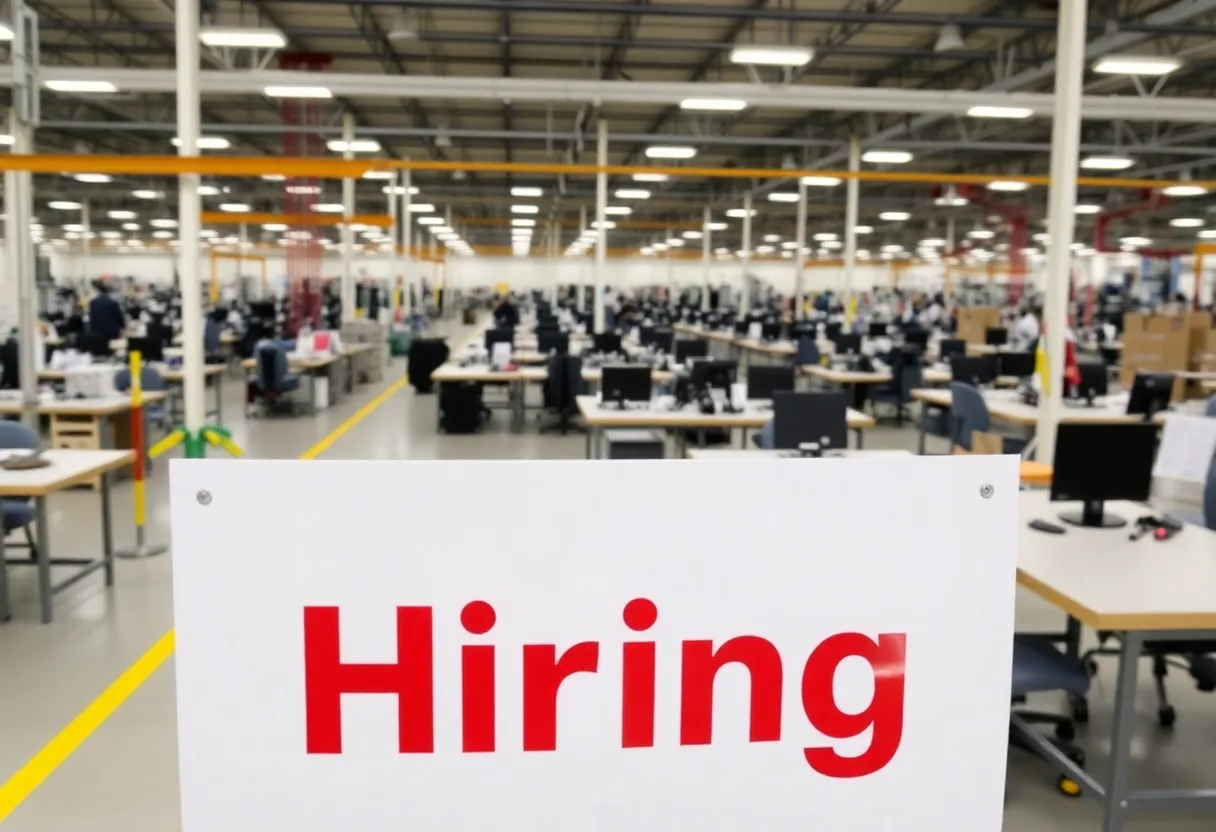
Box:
1014;488;1216;829
0;392;166;418
576;395;875;458
685;448;911;460
0;449;133;624
39;364;226;423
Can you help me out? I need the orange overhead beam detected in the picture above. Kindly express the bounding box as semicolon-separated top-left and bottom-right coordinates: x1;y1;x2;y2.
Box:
0;153;1209;190
200;212;392;227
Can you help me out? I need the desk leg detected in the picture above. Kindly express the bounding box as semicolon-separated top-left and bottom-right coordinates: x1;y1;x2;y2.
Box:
854;427;865;449
35;496;52;624
215;375;224;424
0;525;9;623
510;381;525;433
738;428;747;448
101;471;114;586
310;373;318;414
1102;631;1143;832
917;413;928;455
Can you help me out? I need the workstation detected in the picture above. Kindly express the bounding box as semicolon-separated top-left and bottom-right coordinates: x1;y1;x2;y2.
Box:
4;1;1216;831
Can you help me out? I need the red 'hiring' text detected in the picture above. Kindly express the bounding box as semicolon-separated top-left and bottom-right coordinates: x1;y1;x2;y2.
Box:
303;599;906;778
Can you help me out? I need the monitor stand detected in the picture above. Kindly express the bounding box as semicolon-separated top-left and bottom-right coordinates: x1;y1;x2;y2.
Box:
1060;499;1127;529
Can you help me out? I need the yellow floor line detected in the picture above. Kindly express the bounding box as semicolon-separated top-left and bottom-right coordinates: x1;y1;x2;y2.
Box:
0;372;409;823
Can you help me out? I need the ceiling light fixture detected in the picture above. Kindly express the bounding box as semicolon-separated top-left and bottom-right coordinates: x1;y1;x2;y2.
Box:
73;173;112;183
311;203;345;213
48;201;82;210
1163;183;1207;197
728;45;813;67
632;173;669;183
879;211;911;221
1170;217;1204;228
199;26;286;49
327;138;382;153
511;218;536;227
801;176;842;187
853;225;874;234
934;23;964;52
967;105;1034;119
1074;204;1103;214
679;98;748;112
510;186;544;197
417;217;444;225
219;203;251;213
408;203;435;213
987;180;1030;192
644;145;697;160
862;149;913;164
510;205;539;215
967;228;995;239
768;192;800;203
614;189;651;200
682;230;703;240
261;173;286;182
813;232;839;242
706;222;728;231
1093;55;1181;76
1080;155;1135;170
725;208;757;218
262;223;288;231
263;85;332;99
604;206;632;216
45;80;118;93
108;209;136;219
1120;236;1152;246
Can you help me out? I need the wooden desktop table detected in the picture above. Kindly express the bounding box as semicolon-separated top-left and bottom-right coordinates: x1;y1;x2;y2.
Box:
1014;489;1216;830
431;363;549;432
685;448;911;460
0;449;134;623
39;364;226;424
575;395;875;459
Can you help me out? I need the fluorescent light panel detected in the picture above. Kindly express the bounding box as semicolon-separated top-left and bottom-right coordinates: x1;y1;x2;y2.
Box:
171;136;230;149
45;80;117;93
767;192;800;203
200;26;286;49
48;201;81;210
510;186;544;197
862;149;913;164
967;105;1034;119
263;85;332;99
801;176;841;187
327;139;382;153
1080;155;1135;170
1093;55;1181;76
632;173;668;182
644;145;696;160
987;180;1030;192
728;46;813;67
679;98;747;112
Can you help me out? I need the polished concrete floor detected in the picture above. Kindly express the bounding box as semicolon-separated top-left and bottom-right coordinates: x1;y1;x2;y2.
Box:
1;320;1214;830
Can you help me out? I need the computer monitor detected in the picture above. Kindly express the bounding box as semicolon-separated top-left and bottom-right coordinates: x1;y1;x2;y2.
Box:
0;339;18;390
125;336;164;363
674;338;708;364
824;321;842;342
951;355;997;386
996;351;1036;379
637;325;656;347
593;331;623;355
761;321;782;342
1050;422;1157;528
484;328;514;351
833;332;862;356
938;338;967;362
747;365;795;401
902;329;929;351
689;358;737;393
1072;360;1108;403
772;391;848;452
77;333;114;359
600;365;652;406
985;326;1008;347
651;328;675;354
868;321;888;339
536;331;569;355
1126;371;1174;420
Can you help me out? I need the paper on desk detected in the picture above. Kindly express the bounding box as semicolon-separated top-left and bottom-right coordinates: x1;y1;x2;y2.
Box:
1153;413;1216;484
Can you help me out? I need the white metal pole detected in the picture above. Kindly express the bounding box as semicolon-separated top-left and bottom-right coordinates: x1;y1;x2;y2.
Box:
1036;0;1087;466
665;225;674;297
701;206;712;312
81;199;90;285
6;110;36;429
794;176;807;320
175;0;204;434
579;203;588;312
401;167;412;318
387;167;397;321
740;192;752;315
594;118;608;332
844;137;861;299
340;113;355;322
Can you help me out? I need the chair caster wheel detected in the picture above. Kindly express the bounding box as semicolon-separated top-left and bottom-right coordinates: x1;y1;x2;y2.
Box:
1055;721;1075;741
1158;706;1176;728
1085;659;1099;677
1071;699;1089;724
1057;775;1083;798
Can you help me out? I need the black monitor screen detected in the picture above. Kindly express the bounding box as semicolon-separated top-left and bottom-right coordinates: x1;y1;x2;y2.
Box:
674;338;708;364
868;321;888;338
77;333;114;358
985;327;1008;346
1073;360;1108;400
593;332;623;355
652;328;675;354
126;336;164;363
951;355;997;386
1050;422;1157;528
939;338;967;361
903;329;929;350
761;321;782;342
747;365;796;401
772;391;848;451
824;322;843;342
1126;371;1174;419
484;328;515;351
689;359;737;392
637;325;657;347
834;333;862;355
997;351;1036;379
601;365;652;404
537;331;569;355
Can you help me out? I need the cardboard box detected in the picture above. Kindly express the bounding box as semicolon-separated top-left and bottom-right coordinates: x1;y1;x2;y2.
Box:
1196;327;1216;373
1120;312;1191;400
957;306;1001;345
1185;311;1215;368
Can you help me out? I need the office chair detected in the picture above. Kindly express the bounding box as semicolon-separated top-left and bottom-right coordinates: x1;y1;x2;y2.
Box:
0;422;40;561
115;365;168;428
203;317;226;365
249;341;302;416
752;420;775;450
539;353;586;435
869;353;922;426
1009;634;1090;796
1205;393;1216;417
949;382;1026;454
795;336;820;367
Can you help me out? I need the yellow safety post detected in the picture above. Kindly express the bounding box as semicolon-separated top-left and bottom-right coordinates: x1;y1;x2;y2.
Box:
116;351;169;559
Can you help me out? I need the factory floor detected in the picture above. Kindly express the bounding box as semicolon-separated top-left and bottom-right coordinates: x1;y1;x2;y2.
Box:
0;317;1213;831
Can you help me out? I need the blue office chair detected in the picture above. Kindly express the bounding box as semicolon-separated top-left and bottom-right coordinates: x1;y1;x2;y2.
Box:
1205;393;1216;417
752;420;775;449
1010;634;1090;795
795;336;820;366
204;317;222;357
0;421;39;559
115;365;168;427
250;341;302;415
949;381;1026;454
870;360;922;426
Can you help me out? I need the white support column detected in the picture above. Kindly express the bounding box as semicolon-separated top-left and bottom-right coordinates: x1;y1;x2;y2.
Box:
579;203;588;311
401;167;412;318
387;166;398;320
665;226;674;296
740;192;753;315
81;199;91;285
1036;0;1087;466
701;206;712;311
340;113;355;322
5;110;36;428
794;176;807;320
843;136;861;298
175;0;204;433
442;206;452;317
593;118;608;332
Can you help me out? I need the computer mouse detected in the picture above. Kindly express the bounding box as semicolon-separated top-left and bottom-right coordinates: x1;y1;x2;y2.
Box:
1029;518;1066;534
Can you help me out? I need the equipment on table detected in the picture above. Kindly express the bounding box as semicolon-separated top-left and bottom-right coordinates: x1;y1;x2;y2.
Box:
592;331;623;356
1028;518;1066;535
951;355;997;387
601;365;652;409
407;337;450;394
689;359;736;395
126;336;164;363
746;365;795;402
673;338;708;365
1070;360;1107;404
1126;371;1174;420
1050;422;1156;528
833;332;862;356
938;337;967;362
772;390;847;452
536;331;569;356
651;328;675;355
985;326;1008;347
439;381;486;434
76;333;113;359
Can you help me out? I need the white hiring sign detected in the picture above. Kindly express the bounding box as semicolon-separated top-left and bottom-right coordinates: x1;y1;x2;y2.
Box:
170;456;1019;831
